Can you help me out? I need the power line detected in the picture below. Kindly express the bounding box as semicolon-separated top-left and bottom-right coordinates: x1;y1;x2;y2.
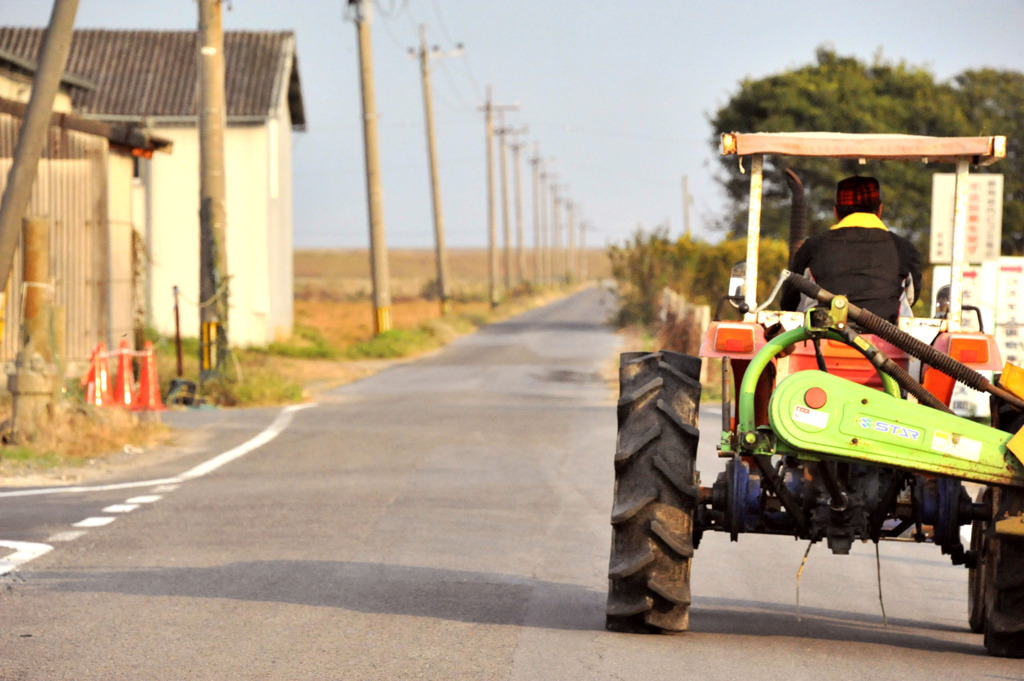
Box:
430;0;457;45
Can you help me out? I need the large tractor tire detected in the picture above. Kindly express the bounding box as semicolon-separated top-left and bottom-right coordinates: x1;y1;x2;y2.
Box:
606;350;702;633
982;485;1024;657
967;488;989;635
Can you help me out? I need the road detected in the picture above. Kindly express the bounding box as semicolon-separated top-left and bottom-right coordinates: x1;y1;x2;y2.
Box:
1;288;1020;679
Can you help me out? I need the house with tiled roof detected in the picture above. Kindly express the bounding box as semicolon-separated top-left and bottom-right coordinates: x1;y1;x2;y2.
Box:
0;27;306;347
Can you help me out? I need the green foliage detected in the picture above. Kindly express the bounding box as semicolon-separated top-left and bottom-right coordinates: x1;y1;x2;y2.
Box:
709;47;1024;251
952;69;1024;253
608;228;790;326
342;327;442;359
201;372;305;407
267;325;339;359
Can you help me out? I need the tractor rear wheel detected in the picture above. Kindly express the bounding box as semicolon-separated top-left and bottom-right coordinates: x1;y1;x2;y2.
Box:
606;351;702;633
982;486;1024;657
967;488;989;635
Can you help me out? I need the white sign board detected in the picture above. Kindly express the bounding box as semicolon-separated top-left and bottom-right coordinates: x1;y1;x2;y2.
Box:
929;173;1003;264
996;258;1024;324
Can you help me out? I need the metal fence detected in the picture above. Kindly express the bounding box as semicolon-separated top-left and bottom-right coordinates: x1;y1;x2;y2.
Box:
0;111;110;368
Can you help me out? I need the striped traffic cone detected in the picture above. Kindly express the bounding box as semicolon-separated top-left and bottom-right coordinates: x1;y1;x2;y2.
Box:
81;343;113;407
112;339;135;408
133;341;165;411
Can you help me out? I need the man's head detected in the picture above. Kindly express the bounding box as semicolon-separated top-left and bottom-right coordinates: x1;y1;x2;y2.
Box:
835;176;882;218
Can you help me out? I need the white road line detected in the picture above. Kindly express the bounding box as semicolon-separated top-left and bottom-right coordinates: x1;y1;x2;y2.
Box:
177;404;314;479
125;495;162;504
0;403;317;500
0;476;184;499
0;403;317;576
72;517;116;528
0;541;53;576
102;504;140;513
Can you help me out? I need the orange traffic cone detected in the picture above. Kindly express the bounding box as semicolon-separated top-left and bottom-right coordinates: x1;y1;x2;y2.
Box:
112;339;135;408
81;343;113;407
133;341;165;411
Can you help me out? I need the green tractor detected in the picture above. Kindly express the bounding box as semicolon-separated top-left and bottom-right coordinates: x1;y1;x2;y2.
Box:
606;132;1024;657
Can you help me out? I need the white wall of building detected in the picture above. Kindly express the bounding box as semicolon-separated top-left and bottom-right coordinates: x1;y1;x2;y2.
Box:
140;118;293;347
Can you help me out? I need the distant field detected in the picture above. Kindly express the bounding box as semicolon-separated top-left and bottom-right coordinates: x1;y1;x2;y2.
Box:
294;248;611;301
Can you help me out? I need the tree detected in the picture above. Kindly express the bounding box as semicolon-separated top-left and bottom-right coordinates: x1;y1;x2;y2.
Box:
709;47;1023;254
952;69;1024;253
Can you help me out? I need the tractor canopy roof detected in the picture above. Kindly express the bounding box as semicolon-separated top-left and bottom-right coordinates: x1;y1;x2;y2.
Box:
721;132;1005;166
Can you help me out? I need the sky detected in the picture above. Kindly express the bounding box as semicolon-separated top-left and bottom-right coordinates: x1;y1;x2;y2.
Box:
5;1;1024;251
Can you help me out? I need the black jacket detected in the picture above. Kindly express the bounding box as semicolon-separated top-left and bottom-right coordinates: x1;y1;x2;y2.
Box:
781;220;922;323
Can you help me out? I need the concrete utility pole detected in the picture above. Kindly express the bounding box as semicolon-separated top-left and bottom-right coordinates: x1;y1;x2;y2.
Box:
529;145;541;284
350;0;391;334
198;0;230;382
509;134;528;286
682;174;693;239
544;171;558;285
10;218;57;439
496;122;526;292
579;221;588;281
0;0;78;295
497;120;512;293
478;87;517;306
566;199;577;282
551;184;562;283
412;25;457;315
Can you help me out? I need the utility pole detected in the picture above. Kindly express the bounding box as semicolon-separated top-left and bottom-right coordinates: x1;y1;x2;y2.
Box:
412;25;458;315
350;0;391;334
567;199;576;282
497;119;511;294
579;221;588;281
198;0;230;381
682;174;693;239
495;122;526;293
550;183;561;283
0;0;78;305
529;145;541;285
512;134;528;284
540;173;557;286
478;87;517;306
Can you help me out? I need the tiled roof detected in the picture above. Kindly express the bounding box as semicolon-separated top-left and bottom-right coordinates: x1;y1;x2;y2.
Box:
0;28;305;129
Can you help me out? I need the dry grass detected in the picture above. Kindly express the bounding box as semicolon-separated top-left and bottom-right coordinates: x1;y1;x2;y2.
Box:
294;248;611;301
0;400;169;484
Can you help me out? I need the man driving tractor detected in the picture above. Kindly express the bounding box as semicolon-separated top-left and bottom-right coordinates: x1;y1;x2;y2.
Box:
781;176;922;323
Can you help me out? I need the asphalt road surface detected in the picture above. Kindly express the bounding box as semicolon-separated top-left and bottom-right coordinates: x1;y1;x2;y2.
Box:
1;288;1020;679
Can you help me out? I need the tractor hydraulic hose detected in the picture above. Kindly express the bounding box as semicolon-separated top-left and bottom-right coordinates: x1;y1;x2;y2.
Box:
783;270;1024;412
835;327;953;413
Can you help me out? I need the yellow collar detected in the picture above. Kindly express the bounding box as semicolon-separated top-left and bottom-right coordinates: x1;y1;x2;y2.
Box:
831;212;887;230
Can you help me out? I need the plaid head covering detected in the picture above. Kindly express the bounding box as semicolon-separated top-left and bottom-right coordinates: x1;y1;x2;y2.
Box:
835;176;881;209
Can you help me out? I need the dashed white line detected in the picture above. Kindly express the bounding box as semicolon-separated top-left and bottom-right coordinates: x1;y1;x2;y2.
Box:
125;495;162;504
0;541;53;576
0;403;317;575
72;517;116;528
102;504;140;513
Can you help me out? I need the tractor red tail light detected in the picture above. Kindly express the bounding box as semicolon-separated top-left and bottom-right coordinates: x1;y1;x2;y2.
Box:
949;337;990;364
714;326;755;353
